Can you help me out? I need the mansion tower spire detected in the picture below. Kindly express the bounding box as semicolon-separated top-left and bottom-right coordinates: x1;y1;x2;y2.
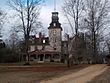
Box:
48;0;62;51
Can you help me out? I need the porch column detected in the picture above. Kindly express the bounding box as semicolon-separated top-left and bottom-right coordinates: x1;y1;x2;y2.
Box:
50;54;54;62
36;54;38;61
44;54;45;62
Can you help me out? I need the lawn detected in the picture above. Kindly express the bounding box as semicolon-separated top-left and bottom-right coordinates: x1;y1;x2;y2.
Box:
0;63;89;83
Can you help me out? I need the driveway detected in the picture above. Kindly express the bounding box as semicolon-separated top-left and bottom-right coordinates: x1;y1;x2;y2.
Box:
40;64;107;83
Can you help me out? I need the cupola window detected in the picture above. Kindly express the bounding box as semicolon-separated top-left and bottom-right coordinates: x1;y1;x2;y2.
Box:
53;23;56;27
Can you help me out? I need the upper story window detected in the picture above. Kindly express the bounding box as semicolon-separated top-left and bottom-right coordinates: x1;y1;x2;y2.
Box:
53;23;56;27
53;30;56;35
43;39;46;44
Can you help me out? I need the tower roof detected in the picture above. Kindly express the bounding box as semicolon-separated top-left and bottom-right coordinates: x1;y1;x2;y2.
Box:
48;0;62;30
48;12;62;31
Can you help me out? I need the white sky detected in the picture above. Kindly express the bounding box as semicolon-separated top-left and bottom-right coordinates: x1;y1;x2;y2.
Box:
0;0;72;39
39;0;71;36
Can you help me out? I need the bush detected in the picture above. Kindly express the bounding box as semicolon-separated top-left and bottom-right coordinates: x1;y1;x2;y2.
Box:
0;47;19;63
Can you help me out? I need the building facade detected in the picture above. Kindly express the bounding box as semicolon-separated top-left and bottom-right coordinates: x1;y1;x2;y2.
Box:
28;11;64;63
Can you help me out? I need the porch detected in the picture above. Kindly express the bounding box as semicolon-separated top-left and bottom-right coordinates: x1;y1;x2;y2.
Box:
29;51;62;63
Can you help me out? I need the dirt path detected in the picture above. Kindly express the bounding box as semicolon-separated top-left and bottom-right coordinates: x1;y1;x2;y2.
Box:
40;64;108;83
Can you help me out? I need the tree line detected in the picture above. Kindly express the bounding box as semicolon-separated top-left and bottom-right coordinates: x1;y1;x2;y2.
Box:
0;0;110;65
63;0;110;66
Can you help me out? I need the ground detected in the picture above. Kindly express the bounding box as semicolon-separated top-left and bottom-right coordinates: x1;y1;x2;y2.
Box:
0;63;88;83
88;65;110;83
40;64;107;83
0;63;109;83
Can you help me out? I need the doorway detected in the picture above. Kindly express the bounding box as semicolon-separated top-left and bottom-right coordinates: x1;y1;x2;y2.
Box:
38;54;44;61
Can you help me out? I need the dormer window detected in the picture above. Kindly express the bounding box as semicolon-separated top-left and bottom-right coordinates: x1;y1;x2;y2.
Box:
43;39;46;44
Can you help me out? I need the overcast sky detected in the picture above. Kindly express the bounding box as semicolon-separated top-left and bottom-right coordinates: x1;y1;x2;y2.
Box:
40;0;65;29
0;0;71;39
0;0;64;25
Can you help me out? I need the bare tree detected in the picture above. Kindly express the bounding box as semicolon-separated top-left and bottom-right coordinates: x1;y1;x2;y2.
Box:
8;0;44;64
9;27;20;50
84;0;110;63
0;9;5;38
105;37;110;55
63;0;84;35
62;0;85;67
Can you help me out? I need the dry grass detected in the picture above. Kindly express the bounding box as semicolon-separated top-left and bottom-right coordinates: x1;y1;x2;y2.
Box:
0;63;89;83
0;62;66;67
0;72;60;83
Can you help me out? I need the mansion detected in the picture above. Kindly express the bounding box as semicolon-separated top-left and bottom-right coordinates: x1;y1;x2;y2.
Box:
27;11;68;63
25;11;85;63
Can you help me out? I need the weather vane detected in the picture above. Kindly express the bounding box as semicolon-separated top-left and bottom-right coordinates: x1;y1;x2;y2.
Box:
54;0;56;12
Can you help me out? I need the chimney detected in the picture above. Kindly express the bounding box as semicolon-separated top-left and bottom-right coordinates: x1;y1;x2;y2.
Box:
39;32;42;43
39;32;42;38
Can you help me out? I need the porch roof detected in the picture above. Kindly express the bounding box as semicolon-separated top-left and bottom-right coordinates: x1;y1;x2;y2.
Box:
29;51;61;55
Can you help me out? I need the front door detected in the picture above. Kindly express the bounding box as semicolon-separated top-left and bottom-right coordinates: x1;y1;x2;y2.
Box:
39;54;44;61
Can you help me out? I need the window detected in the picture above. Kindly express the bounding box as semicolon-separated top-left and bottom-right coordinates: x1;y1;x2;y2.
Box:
53;37;56;43
53;30;56;35
53;23;56;27
43;39;45;44
45;55;50;59
53;14;57;17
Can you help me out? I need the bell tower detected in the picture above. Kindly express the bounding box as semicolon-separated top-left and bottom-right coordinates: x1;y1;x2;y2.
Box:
48;1;62;52
48;0;62;52
48;12;62;52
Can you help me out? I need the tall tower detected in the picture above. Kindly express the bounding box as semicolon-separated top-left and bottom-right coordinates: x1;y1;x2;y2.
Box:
48;11;62;52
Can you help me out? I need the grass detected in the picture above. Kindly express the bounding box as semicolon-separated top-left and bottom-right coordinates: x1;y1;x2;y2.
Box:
0;62;67;67
0;71;60;83
0;63;89;83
